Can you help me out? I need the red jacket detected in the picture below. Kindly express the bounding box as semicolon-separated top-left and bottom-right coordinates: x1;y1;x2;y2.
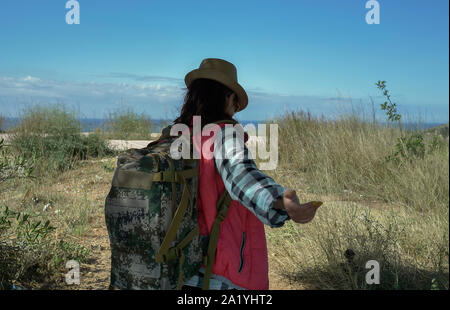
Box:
193;122;269;290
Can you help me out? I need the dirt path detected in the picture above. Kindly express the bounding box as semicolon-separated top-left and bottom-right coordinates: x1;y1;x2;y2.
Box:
73;208;296;290
61;175;391;291
62;135;287;290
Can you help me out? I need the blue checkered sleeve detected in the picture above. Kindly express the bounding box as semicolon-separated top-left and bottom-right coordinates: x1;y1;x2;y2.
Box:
213;126;290;228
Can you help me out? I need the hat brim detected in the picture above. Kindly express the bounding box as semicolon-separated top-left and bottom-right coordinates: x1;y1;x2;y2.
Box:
185;69;248;112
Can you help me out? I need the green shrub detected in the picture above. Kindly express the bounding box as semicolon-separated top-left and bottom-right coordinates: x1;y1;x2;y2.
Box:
9;104;115;174
101;108;152;140
13;104;81;135
376;80;401;123
0;205;89;289
0;138;34;184
376;81;446;165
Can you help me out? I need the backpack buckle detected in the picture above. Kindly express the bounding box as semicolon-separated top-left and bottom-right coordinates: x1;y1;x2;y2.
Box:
155;252;167;263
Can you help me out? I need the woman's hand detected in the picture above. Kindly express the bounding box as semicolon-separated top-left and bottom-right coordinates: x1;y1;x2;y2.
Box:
274;189;322;224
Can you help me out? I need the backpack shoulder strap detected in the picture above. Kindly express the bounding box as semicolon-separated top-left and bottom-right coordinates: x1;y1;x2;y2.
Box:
202;190;232;290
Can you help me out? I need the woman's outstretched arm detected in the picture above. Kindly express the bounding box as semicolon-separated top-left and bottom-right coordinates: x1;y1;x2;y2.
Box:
213;126;322;225
213;126;290;228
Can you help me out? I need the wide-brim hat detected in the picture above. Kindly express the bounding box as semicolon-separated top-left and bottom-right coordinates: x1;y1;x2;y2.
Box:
184;58;248;112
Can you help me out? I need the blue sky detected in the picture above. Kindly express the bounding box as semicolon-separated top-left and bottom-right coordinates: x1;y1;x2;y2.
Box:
0;0;448;123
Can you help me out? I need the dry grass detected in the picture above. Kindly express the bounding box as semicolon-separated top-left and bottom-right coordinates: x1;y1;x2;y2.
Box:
263;110;449;290
1;103;448;290
0;156;116;289
96;108;153;140
0;115;5;133
3;157;114;236
0;104;116;288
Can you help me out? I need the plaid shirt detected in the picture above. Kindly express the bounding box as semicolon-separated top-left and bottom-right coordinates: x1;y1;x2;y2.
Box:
184;125;290;289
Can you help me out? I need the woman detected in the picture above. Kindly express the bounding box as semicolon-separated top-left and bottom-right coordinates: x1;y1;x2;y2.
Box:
177;58;322;290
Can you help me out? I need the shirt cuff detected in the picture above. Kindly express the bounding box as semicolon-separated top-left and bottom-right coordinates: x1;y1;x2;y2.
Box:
265;186;291;228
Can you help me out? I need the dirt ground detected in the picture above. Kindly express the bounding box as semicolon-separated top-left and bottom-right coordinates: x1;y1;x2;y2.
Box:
71;211;298;290
56;136;294;290
56;140;386;290
3;134;391;290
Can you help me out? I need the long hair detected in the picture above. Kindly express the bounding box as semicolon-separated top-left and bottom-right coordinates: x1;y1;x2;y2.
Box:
174;78;237;127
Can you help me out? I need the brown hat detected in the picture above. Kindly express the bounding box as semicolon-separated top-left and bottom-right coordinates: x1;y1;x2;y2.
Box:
184;58;248;112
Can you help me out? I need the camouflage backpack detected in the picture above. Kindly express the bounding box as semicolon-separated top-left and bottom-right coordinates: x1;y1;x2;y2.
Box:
105;121;235;290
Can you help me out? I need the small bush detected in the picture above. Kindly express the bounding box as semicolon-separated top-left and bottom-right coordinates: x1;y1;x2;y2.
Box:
375;81;446;166
13;104;81;135
0;205;89;289
101;109;152;140
9;104;115;174
0;138;35;184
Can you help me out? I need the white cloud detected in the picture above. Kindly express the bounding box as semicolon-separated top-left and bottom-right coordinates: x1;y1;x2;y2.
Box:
0;75;185;119
0;75;447;123
23;76;41;82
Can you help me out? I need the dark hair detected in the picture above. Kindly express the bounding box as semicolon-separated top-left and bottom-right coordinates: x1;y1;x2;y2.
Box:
174;78;238;127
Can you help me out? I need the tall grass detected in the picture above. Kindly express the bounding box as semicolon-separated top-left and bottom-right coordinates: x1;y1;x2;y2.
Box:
12;104;81;135
0;115;5;133
265;108;449;290
267;202;448;290
98;108;152;140
273;110;448;212
0;104;158;289
0;104;113;288
9;104;114;175
0;131;91;289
